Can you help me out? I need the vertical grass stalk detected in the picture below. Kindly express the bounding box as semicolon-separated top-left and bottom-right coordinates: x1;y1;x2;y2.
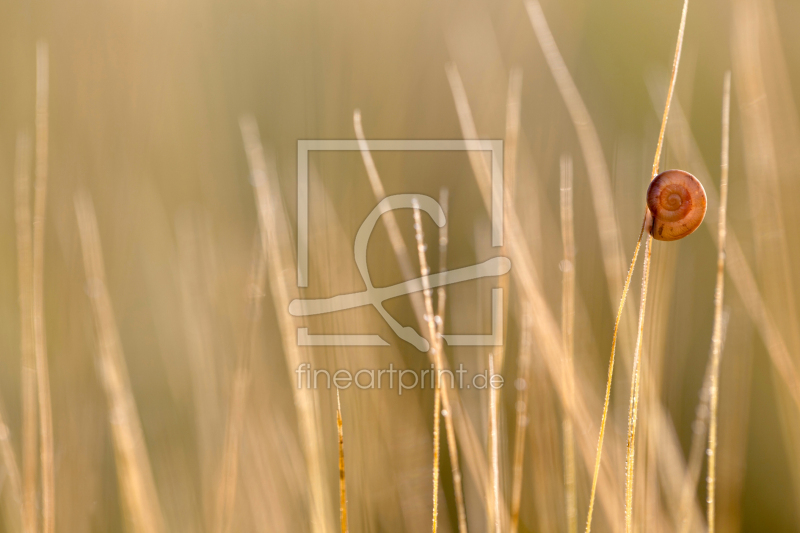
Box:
354;110;428;326
446;60;594;526
435;190;468;533
707;70;732;533
624;0;689;529
75;193;167;533
524;0;631;330
624;237;653;532
412;200;444;533
584;0;690;530
240;116;334;533
15;131;38;533
677;312;729;533
214;233;268;533
560;155;578;533
584;227;645;533
336;391;348;533
356;118;470;532
510;310;532;533
489;353;501;533
33;41;55;533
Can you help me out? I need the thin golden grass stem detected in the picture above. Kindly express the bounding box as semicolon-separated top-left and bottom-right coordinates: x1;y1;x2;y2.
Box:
650;0;690;180
707;70;732;533
524;4;702;526
477;67;524;533
336;391;348;533
354;110;427;327
0;412;22;532
587;1;690;530
33;41;55;533
435;190;449;343
485;67;523;533
638;246;678;531
624;237;653;533
356;112;483;527
731;1;800;505
489;354;501;533
504;68;523;206
442;405;468;533
412;201;443;533
624;1;689;529
486;83;522;533
646;84;800;414
446;61;622;527
432;384;442;533
524;0;630;326
584;226;644;533
640;83;741;531
493;67;522;378
560;155;578;533
75;192;167;533
676;312;729;533
642;81;769;523
214;234;268;533
510;310;532;533
239;115;334;533
0;139;25;526
436;189;468;533
15;130;38;533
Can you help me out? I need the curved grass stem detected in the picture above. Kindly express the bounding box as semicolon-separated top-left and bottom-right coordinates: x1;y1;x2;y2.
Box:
624;237;653;532
584;224;645;533
586;0;690;531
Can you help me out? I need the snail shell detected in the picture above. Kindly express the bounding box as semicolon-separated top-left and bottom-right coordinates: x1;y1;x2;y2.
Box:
645;169;707;241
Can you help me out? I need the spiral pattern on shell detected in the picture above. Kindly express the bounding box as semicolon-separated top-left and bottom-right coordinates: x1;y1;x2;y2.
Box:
646;169;707;241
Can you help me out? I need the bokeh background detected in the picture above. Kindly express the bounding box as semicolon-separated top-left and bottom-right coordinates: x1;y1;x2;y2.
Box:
1;0;800;531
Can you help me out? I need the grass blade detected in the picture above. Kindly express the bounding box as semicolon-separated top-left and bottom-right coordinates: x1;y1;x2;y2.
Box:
676;312;728;533
489;353;500;533
354;110;428;327
240;115;334;533
436;189;468;533
584;229;644;533
624;1;689;530
560;154;578;533
336;391;348;533
356;112;482;529
707;70;732;533
510;310;532;533
75;192;167;533
524;0;630;328
624;237;653;532
214;233;268;533
445;60;624;529
15;130;37;533
33;41;55;533
412;200;444;533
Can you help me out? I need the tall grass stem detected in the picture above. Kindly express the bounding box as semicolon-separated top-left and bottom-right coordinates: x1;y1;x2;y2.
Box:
33;41;55;533
707;70;732;533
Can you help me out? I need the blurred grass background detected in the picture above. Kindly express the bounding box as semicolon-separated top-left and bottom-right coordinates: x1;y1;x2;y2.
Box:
1;0;800;531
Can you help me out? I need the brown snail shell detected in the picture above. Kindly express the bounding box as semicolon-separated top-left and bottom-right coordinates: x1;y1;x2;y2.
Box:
645;169;707;241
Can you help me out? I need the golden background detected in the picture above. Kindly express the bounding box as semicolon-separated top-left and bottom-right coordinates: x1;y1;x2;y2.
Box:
1;0;799;531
